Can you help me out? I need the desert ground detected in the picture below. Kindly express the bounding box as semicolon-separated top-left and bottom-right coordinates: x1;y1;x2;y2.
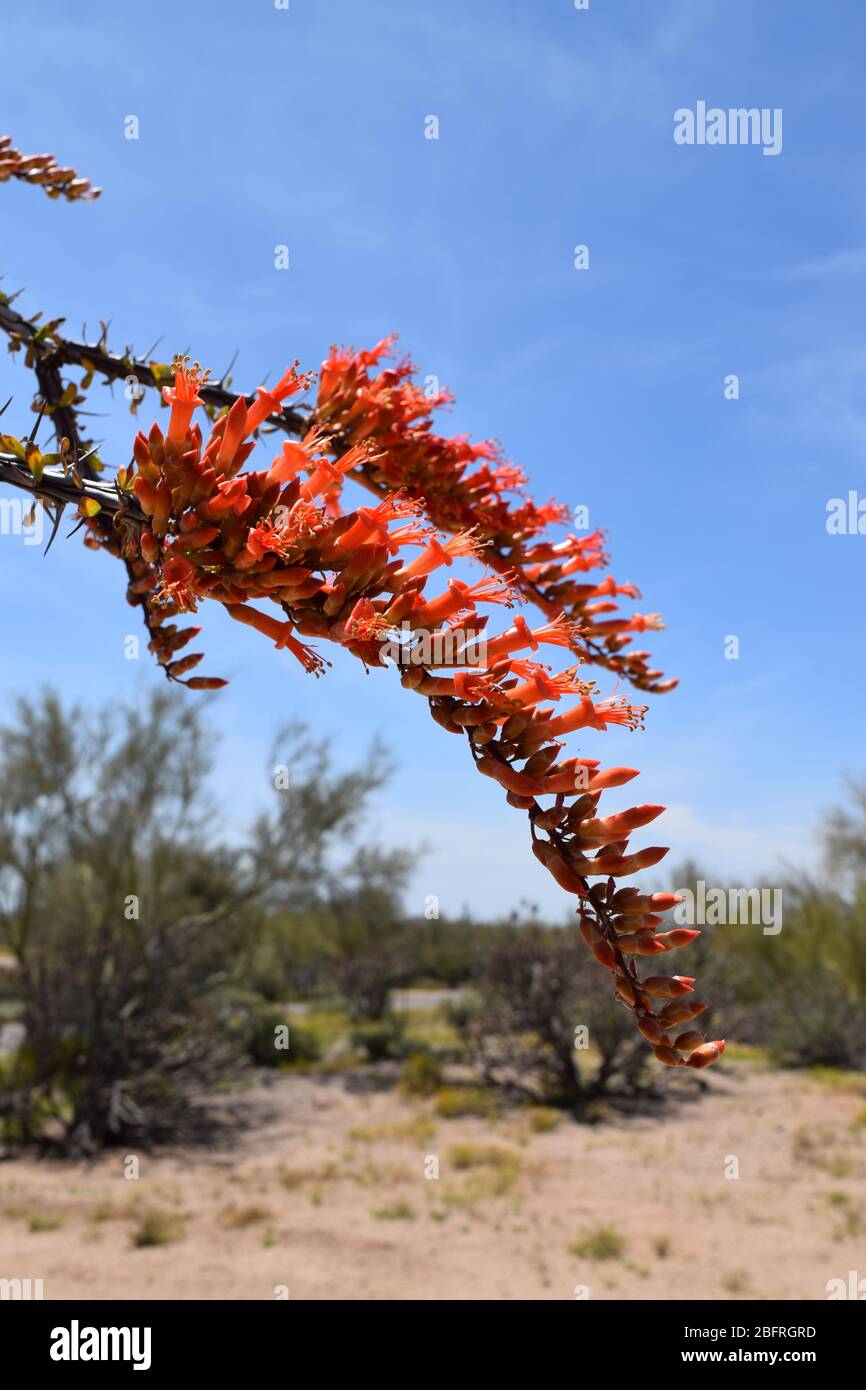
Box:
1;1055;864;1301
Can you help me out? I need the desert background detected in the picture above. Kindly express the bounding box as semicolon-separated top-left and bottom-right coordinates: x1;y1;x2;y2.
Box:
1;692;864;1302
2;1051;865;1301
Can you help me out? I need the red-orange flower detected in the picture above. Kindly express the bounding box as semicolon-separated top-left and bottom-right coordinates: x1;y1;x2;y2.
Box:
162;357;209;446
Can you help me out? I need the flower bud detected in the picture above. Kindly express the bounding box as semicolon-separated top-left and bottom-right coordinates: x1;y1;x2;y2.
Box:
655;928;701;949
590;939;616;970
637;1015;668;1046
657;998;707;1025
616;930;667;955
614;975;637;1007
686;1040;725;1069
641;975;695;999
139;529;158;565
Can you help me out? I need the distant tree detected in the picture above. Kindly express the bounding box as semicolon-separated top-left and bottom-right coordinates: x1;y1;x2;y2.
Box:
824;778;866;880
701;791;866;1070
458;926;651;1111
0;691;408;1151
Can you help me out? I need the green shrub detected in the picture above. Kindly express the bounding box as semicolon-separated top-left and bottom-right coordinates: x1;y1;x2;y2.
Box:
219;1204;271;1229
444;994;483;1035
399;1051;443;1096
132;1207;186;1248
370;1200;416;1221
244;1007;321;1067
440;1144;522;1204
570;1224;627;1261
4;1204;64;1233
527;1105;561;1133
351;1016;410;1062
759;975;866;1070
447;1142;517;1171
434;1086;500;1119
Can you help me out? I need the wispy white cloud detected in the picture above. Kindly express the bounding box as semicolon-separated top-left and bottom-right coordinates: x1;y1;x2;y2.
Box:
659;803;816;884
381;798;817;922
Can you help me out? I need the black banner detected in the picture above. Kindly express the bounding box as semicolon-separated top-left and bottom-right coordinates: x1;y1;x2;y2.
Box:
5;1297;861;1375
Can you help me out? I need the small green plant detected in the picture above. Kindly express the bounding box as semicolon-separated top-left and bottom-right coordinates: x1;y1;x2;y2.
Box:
4;1204;64;1233
354;1160;412;1188
350;1115;437;1146
836;1208;864;1239
90;1199;117;1224
399;1051;443;1097
351;1016;410;1063
434;1086;499;1120
371;1199;416;1221
527;1106;561;1134
244;1007;322;1067
448;1143;516;1171
279;1160;341;1192
570;1224;627;1262
27;1212;64;1233
219;1204;271;1229
441;1143;522;1204
132;1207;186;1248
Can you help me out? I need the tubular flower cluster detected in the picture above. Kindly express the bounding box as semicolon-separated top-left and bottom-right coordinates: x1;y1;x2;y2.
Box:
83;354;721;1070
0;136;100;201
314;338;675;695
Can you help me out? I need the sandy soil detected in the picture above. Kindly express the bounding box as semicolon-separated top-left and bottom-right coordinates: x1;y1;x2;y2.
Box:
1;1060;864;1301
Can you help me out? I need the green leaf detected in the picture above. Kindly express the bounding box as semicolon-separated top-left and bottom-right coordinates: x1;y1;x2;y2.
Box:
0;433;26;461
24;443;44;482
32;316;65;343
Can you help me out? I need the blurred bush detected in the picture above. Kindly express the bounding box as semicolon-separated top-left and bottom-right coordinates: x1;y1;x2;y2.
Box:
456;925;650;1111
715;877;866;1069
669;782;866;1072
241;1006;322;1067
350;1015;411;1062
399;1051;443;1096
434;1086;500;1120
0;690;407;1151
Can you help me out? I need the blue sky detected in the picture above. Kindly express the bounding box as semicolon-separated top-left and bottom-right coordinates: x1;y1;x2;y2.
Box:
1;0;863;917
